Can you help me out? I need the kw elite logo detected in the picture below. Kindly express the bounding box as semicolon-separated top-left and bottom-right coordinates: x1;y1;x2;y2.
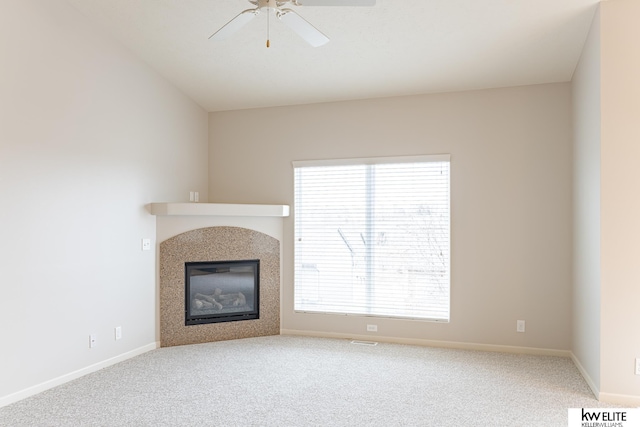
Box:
568;408;640;427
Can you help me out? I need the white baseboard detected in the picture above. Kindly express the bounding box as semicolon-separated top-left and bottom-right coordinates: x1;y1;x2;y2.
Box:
570;352;599;400
569;353;640;406
0;342;159;408
598;392;640;407
280;329;571;357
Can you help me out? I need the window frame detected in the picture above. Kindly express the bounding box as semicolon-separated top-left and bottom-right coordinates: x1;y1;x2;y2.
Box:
292;154;451;322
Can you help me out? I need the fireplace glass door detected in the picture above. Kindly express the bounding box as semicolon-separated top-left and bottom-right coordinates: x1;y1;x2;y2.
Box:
185;260;259;325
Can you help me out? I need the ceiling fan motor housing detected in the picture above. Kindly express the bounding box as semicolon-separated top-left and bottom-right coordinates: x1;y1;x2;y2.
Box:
253;0;282;10
212;0;374;46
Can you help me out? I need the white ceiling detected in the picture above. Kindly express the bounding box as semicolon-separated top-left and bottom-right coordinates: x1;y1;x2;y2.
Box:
65;0;600;112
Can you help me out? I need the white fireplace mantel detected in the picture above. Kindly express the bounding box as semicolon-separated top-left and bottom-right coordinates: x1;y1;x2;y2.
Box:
149;203;290;218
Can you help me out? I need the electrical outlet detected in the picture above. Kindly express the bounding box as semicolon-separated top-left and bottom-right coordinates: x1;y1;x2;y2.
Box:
517;320;525;333
367;324;378;332
89;334;97;348
635;358;640;376
142;238;151;251
115;326;122;341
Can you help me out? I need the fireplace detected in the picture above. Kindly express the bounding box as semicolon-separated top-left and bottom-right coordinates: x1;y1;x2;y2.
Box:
185;259;259;326
159;226;280;347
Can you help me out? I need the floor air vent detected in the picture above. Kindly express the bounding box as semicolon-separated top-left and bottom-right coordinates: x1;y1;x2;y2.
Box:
350;340;378;346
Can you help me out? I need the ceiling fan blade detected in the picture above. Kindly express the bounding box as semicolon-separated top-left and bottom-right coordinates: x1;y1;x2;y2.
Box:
277;9;330;47
209;9;259;40
294;0;375;6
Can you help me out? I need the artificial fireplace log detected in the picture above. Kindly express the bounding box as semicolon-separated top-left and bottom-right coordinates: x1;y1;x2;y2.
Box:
217;291;247;307
192;290;247;311
193;294;223;310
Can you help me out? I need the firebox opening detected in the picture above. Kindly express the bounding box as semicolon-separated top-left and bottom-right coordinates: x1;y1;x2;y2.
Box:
185;260;259;326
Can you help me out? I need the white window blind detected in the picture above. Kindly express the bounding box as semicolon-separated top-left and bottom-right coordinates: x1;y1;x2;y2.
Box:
293;155;450;321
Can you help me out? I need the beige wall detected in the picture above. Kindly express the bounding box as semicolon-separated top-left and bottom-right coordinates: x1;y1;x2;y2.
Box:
571;0;640;404
600;0;640;402
9;0;638;408
209;83;573;351
571;6;601;394
0;0;208;404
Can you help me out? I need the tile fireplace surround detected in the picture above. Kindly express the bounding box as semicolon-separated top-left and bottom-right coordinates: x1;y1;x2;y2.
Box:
153;203;288;347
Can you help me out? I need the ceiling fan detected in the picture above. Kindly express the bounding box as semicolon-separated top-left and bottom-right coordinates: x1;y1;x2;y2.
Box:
209;0;376;47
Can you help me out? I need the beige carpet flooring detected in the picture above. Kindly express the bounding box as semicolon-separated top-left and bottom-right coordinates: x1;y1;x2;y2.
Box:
0;335;615;426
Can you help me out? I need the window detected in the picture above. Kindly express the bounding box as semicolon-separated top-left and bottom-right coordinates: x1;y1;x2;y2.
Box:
293;155;450;321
